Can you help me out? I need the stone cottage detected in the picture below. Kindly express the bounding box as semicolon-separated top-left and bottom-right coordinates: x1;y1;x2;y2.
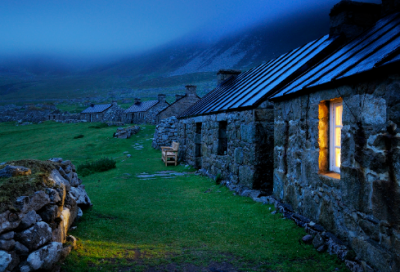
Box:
176;26;343;194
124;94;169;125
80;101;123;122
271;2;400;271
155;85;200;124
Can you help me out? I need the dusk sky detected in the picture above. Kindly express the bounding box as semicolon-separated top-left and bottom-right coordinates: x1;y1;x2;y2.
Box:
0;0;381;60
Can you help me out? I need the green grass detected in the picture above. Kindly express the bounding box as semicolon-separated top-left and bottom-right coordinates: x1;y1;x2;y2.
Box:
0;122;348;272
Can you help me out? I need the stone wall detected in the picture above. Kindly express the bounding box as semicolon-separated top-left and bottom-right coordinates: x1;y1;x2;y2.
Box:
0;158;91;272
152;117;179;149
273;73;400;271
0;105;56;123
178;103;274;192
79;103;124;123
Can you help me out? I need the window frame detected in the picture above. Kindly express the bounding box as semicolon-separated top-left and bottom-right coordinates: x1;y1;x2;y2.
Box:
329;100;343;173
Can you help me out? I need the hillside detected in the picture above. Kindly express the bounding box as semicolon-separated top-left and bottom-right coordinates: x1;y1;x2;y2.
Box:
0;9;330;104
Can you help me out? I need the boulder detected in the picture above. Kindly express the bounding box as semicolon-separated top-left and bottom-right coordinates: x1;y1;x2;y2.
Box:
302;235;314;244
17;210;38;231
15;222;52;251
0;232;14;241
48;169;71;191
15;191;50;213
0;239;15;251
38;205;62;224
0;211;21;235
26;242;63;271
0;250;12;272
70;172;80;187
48;158;63;163
46;188;62;205
312;233;325;249
70;185;92;209
0;165;31;178
15;242;29;256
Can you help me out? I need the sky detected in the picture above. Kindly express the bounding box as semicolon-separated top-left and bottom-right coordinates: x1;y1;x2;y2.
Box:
0;0;381;61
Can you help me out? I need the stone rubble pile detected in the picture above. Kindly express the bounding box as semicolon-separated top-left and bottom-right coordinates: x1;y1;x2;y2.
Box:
113;126;140;139
0;158;91;272
152;116;179;149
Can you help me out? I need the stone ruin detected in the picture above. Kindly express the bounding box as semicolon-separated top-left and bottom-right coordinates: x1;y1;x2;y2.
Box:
152;116;179;149
0;158;91;272
113;126;140;139
0;105;56;124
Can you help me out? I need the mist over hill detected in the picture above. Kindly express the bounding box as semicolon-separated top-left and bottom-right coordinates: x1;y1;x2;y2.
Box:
0;8;330;103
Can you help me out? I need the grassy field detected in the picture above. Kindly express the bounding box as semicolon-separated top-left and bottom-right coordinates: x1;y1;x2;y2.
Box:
0;122;348;272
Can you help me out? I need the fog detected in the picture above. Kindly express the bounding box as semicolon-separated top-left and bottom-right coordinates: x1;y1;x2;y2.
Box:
0;0;381;66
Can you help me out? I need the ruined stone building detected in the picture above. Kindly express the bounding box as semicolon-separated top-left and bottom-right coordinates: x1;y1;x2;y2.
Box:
124;94;169;124
48;110;79;121
270;2;400;271
80;101;123;122
155;85;200;124
175;26;342;194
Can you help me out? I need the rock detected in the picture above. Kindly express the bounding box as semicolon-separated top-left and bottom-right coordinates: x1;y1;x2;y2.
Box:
0;250;12;272
26;242;63;271
0;232;14;241
66;235;77;250
302;235;313;244
18;210;38;230
15;191;50;213
77;207;83;221
0;211;21;234
35;214;42;222
15;242;29;256
127;154;132;158
46;188;62;205
15;222;52;251
70;172;80;187
0;239;15;251
59;245;72;263
317;244;327;253
38;205;61;224
0;165;31;178
65;193;78;228
312;233;325;249
345;260;363;272
48;169;71;191
7;250;19;272
70;185;92;209
48;158;63;163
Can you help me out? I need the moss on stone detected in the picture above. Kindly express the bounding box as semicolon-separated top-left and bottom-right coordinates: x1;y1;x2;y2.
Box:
0;160;59;213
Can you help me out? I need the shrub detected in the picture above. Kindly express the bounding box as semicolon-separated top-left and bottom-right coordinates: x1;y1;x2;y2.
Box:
73;134;84;139
89;123;108;129
77;157;116;177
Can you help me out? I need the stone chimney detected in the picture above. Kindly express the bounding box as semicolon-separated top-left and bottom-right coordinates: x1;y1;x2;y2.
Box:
329;0;381;41
90;103;95;107
158;94;166;103
185;85;197;97
217;70;241;85
175;94;185;101
134;98;141;104
382;0;400;16
112;101;117;106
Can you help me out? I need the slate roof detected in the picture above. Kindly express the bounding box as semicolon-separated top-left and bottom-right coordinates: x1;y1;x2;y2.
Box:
81;104;112;114
273;12;400;99
179;34;340;118
124;100;158;113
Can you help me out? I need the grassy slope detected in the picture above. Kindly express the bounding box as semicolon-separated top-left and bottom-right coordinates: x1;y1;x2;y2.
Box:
0;122;348;272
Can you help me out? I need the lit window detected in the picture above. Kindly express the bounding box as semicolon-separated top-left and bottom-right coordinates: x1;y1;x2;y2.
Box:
330;101;343;173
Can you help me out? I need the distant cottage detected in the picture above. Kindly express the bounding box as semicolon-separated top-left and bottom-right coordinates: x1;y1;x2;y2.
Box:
80;101;123;122
155;85;200;124
124;94;169;124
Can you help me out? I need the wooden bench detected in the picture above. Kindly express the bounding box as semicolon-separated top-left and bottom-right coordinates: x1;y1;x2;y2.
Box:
161;141;179;166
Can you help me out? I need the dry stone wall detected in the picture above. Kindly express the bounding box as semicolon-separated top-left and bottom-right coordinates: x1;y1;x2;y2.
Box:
0;158;91;272
152;116;179;149
178;103;274;192
273;73;400;271
144;101;169;125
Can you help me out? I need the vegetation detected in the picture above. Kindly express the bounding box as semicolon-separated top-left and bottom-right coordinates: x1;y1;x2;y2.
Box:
77;157;116;177
0;122;349;272
0;160;58;213
73;134;85;139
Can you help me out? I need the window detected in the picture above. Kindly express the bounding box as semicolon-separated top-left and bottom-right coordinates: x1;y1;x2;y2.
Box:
218;121;228;155
330;101;343;173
